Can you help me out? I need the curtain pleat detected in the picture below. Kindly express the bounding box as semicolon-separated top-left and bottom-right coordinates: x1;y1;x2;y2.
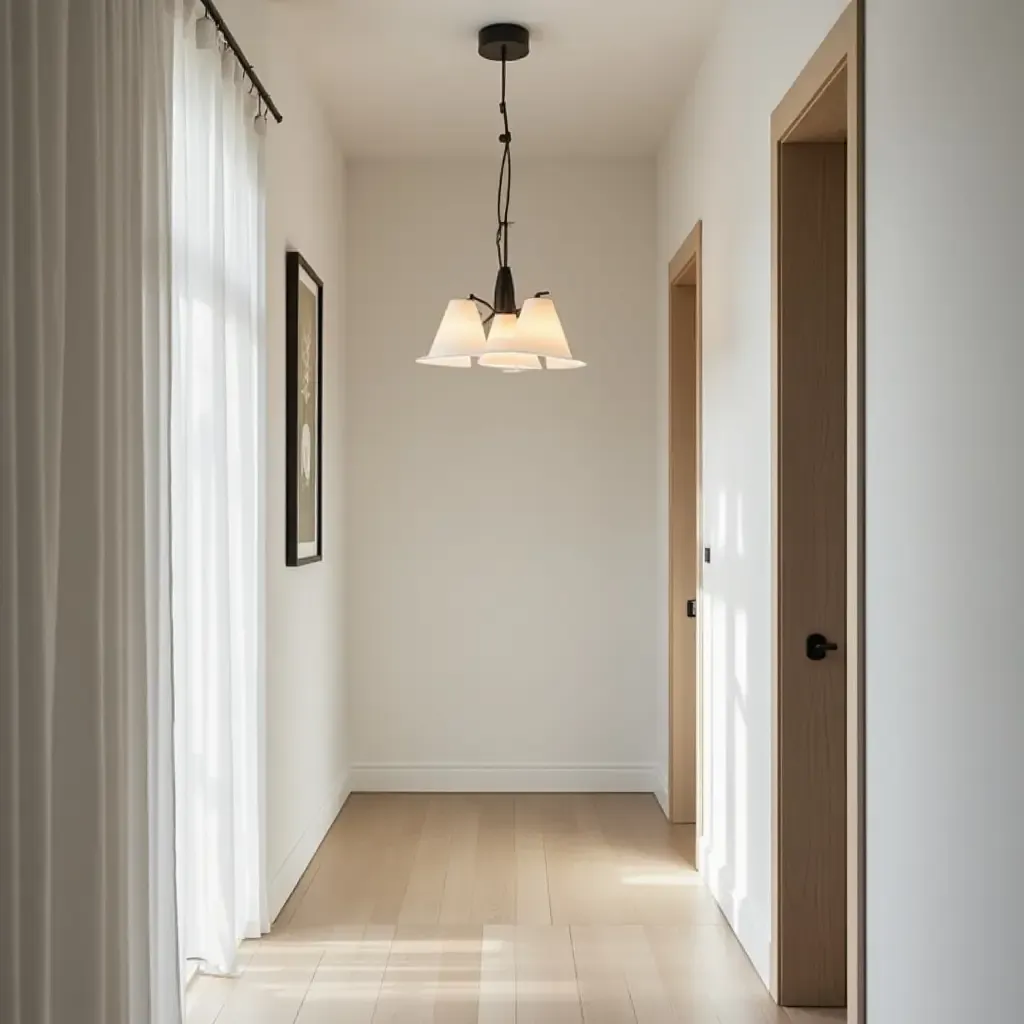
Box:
0;1;180;1022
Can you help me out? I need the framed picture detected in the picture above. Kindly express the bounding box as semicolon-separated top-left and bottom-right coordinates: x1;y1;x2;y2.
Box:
285;250;324;566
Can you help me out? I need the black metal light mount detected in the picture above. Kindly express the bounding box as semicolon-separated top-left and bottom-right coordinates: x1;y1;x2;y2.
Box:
478;23;531;62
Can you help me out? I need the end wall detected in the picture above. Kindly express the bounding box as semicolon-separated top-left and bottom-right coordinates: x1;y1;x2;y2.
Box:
216;0;349;919
656;0;848;983
345;159;658;792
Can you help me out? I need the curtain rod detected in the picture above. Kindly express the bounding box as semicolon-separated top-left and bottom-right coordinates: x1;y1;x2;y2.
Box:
200;0;283;123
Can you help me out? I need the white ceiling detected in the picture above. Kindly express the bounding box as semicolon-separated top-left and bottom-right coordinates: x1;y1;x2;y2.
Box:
274;0;722;157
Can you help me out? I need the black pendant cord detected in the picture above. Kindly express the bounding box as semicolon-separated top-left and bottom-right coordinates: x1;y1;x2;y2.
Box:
470;49;547;324
495;48;513;270
469;25;534;323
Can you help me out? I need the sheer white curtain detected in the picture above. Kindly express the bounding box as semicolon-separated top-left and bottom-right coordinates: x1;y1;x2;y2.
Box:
0;2;180;1023
170;1;268;977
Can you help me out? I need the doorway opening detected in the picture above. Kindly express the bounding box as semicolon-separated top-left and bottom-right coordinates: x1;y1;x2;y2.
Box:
771;1;863;1018
668;221;703;829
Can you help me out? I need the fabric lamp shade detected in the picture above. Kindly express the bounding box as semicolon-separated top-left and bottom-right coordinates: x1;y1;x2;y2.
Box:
478;312;543;371
417;298;487;367
479;296;584;369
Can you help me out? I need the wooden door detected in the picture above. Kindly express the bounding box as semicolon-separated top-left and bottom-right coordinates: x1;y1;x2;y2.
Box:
669;224;702;827
776;141;848;1006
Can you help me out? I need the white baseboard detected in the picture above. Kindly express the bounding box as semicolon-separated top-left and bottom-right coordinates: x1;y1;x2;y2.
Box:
348;763;659;793
654;774;670;818
267;773;351;921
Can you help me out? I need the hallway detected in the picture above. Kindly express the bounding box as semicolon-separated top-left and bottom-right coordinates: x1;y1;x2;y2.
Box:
186;794;844;1023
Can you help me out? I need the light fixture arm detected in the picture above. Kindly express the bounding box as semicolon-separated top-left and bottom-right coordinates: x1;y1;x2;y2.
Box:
468;292;497;326
469;288;550;326
470;290;541;325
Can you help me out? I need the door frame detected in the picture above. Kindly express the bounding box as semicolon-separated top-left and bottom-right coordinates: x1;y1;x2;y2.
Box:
668;220;703;830
769;2;864;1019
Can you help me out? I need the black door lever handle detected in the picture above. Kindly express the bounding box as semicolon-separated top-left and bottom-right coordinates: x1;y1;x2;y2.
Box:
806;633;839;661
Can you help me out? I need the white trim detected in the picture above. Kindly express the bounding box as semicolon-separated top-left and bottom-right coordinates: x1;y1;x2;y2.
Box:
348;763;659;794
267;773;350;921
654;773;670;819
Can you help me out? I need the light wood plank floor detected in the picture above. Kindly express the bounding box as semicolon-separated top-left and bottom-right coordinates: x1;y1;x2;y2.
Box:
187;794;846;1024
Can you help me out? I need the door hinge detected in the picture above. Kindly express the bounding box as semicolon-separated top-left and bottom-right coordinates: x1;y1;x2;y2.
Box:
686;599;697;619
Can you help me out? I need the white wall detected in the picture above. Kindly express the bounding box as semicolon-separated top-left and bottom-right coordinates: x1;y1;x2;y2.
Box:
345;160;658;792
865;1;1024;1018
655;0;847;983
216;0;349;918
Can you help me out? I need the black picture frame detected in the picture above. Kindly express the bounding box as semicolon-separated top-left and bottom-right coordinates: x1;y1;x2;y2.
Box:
285;249;324;566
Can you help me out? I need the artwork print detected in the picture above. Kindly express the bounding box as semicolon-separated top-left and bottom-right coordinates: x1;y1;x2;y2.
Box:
286;251;323;565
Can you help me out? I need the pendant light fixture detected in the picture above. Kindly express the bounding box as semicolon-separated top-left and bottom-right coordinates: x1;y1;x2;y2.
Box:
417;24;585;372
